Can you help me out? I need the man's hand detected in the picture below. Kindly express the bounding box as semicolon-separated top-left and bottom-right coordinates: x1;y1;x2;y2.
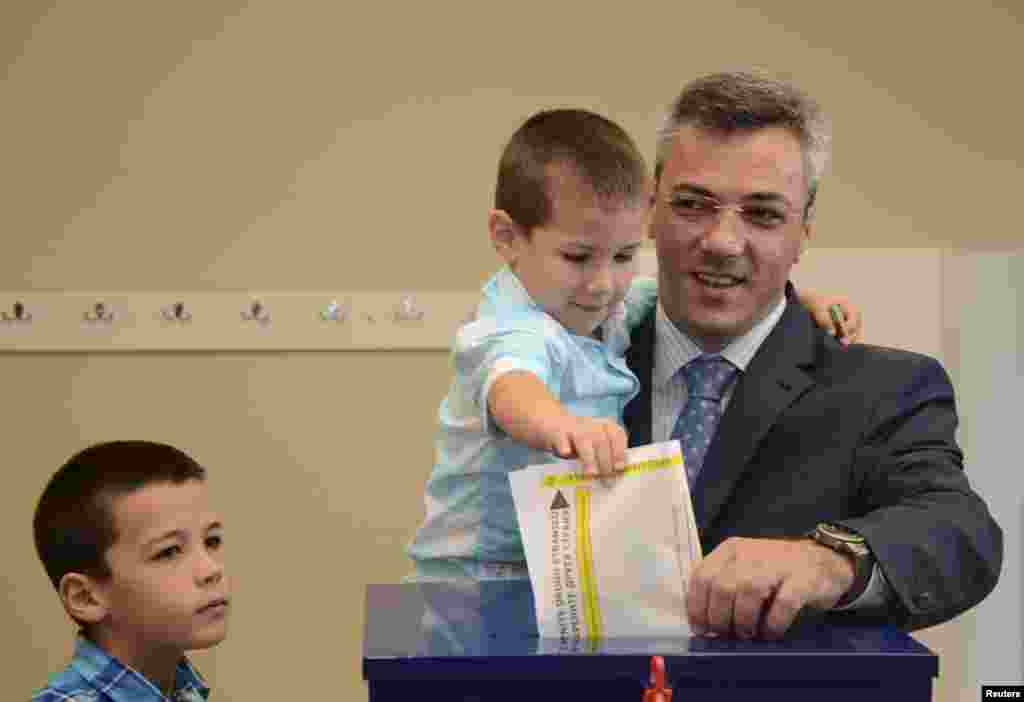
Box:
686;537;856;639
546;415;627;479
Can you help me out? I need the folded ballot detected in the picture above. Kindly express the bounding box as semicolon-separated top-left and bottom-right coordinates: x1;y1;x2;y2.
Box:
509;441;700;642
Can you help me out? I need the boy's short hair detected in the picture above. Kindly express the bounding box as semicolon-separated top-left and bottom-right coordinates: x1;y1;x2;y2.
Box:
33;440;206;591
495;108;648;234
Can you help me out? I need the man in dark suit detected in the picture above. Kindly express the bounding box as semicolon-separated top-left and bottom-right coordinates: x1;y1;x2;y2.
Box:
623;71;1002;639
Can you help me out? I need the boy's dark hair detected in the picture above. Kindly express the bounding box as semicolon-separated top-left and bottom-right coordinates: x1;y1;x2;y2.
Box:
495;108;648;234
33;440;206;591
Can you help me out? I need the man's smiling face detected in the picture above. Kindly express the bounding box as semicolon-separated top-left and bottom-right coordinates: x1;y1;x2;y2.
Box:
650;125;812;350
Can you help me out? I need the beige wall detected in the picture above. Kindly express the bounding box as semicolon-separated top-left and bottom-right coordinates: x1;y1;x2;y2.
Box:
2;2;1022;701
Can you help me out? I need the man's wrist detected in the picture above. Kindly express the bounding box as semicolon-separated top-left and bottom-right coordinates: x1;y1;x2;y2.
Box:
808;523;873;609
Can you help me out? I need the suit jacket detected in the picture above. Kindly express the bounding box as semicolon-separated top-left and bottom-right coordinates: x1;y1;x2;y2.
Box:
623;284;1002;630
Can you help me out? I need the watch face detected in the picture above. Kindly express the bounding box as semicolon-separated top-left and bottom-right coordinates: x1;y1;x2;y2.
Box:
816;523;870;560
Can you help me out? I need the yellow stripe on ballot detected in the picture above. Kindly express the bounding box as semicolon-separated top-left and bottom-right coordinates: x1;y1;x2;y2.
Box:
542;454;683;488
575;486;602;639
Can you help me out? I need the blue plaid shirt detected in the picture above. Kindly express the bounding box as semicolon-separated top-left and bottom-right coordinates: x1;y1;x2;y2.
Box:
31;637;209;702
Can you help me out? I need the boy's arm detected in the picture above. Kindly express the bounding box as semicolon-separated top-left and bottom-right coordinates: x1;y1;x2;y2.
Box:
487;370;626;477
796;288;863;344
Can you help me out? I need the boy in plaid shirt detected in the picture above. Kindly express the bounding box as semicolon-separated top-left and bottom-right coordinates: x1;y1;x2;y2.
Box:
32;441;229;702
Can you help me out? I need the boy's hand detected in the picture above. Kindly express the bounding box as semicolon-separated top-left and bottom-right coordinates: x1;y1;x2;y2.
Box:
805;293;863;345
549;416;627;479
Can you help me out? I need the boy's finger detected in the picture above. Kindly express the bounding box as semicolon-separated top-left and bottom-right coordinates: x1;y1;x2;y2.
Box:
574;438;598;477
828;304;850;343
610;425;627;472
846;310;863;342
594;436;619;488
554;436;574;460
593;436;613;476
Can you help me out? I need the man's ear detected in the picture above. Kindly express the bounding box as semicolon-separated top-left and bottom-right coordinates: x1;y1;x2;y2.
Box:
488;209;524;266
59;572;109;626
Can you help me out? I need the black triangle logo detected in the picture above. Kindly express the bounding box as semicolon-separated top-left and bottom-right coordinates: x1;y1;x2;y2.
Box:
550;490;569;510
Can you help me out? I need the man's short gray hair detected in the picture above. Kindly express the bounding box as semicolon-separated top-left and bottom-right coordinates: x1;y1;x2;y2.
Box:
655;71;831;218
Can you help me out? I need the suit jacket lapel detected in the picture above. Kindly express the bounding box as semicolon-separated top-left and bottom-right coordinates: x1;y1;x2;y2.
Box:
623;307;655;447
694;286;819;530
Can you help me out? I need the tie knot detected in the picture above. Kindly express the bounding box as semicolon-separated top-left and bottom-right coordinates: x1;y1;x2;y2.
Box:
682;355;737;402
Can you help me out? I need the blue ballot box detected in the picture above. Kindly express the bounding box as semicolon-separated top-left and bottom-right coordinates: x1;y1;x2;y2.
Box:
363;580;937;701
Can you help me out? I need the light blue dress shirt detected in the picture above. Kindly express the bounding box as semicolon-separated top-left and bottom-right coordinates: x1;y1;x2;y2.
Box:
407;268;656;579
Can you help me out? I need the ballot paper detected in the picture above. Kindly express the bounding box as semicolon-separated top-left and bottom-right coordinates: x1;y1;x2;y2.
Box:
509;440;700;642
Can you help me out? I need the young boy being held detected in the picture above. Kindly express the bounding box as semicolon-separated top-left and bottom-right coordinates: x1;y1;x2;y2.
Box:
407;109;859;581
32;440;229;702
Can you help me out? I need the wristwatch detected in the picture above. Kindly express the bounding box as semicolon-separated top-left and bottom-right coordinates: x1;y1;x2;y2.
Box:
809;522;873;609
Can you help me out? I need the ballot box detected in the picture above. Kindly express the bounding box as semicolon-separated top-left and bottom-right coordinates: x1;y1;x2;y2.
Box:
363;580;937;701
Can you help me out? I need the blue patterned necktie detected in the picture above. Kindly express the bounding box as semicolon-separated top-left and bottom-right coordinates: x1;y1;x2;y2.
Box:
671;355;739;488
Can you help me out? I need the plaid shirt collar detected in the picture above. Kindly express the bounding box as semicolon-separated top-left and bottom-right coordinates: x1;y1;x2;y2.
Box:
68;636;209;702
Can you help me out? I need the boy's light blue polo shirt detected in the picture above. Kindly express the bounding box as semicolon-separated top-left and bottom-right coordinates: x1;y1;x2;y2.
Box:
31;636;209;702
408;267;654;578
